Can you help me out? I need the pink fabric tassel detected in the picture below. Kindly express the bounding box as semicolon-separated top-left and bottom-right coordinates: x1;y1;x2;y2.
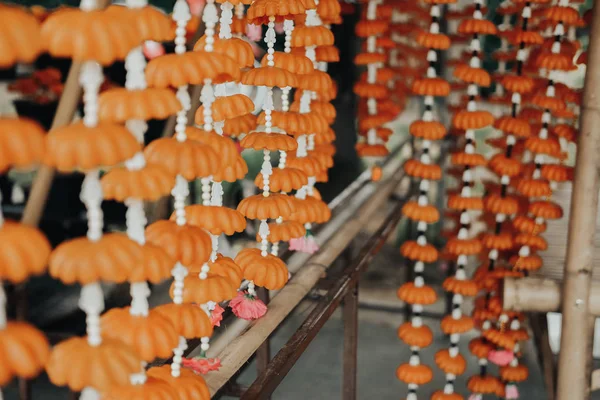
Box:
289;235;319;254
488;349;514;366
246;24;262;41
210;304;225;327
182;357;221;375
506;384;519;399
230;291;268;320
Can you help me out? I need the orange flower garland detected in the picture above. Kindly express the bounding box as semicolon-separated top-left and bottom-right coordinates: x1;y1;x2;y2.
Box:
42;2;147;397
469;1;547;398
397;1;450;398
433;1;497;398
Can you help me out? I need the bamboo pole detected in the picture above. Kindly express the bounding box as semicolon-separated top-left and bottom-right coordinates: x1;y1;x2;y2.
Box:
556;4;600;398
204;168;411;395
21;63;82;226
503;278;600;315
21;0;112;227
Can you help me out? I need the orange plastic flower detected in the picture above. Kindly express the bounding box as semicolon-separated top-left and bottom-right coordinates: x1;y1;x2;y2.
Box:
101;164;175;202
412;77;451;97
173;274;237;304
481;232;514;250
409;120;447;140
515;178;551;198
224;114;258;137
354;52;387;65
0;322;50;385
102;377;179;400
49;234;142;285
41;8;140;65
147;365;210;400
416;32;451;50
240;131;298;151
356;143;389;158
441;315;474;334
144;137;220;180
247;0;308;24
483;329;516;350
255;167;308;193
263;221;306;242
145;220;211;266
297;70;333;94
196;94;254;123
153;303;213;339
446;238;482;256
404;159;442;180
458;18;497;35
0;222;50;284
98;88;181;123
400;241;438;263
501;75;535;94
242;66;298;88
435;350;466;375
397;322;434;348
100;308;179;362
397;282;437;305
453;64;492;87
146;52;240;88
194;36;254;68
450;152;487;166
354;82;388;99
529;200;563;220
262;51;314;74
484;194;519;215
402;201;440;223
44;123;140;172
500;364;529;382
292;25;334;47
396;364;433;385
0;5;43;68
452;110;494;130
494;116;531;138
354;20;388;37
469;337;494;359
467;375;503;396
237;193;295;220
488;154;522;177
183;205;247;236
443;277;478;296
235;248;289;290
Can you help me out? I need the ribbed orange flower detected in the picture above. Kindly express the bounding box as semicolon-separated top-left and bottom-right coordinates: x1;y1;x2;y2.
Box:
435;350;466;375
396;364;433;385
400;241;438;263
397;283;437;305
398;323;434;348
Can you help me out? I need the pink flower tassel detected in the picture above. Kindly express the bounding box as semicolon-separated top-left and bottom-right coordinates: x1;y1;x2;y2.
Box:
246;24;262;41
182;357;221;375
468;395;482;400
230;291;267;320
488;349;514;366
210;304;225;327
289;234;319;254
506;384;519;399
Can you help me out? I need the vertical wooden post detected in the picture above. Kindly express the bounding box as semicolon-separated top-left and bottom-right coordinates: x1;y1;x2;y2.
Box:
255;287;271;400
555;4;600;398
342;283;359;400
20;63;82;227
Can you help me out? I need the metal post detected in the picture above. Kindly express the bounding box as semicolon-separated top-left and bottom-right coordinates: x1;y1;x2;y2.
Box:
556;4;600;398
343;283;358;400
